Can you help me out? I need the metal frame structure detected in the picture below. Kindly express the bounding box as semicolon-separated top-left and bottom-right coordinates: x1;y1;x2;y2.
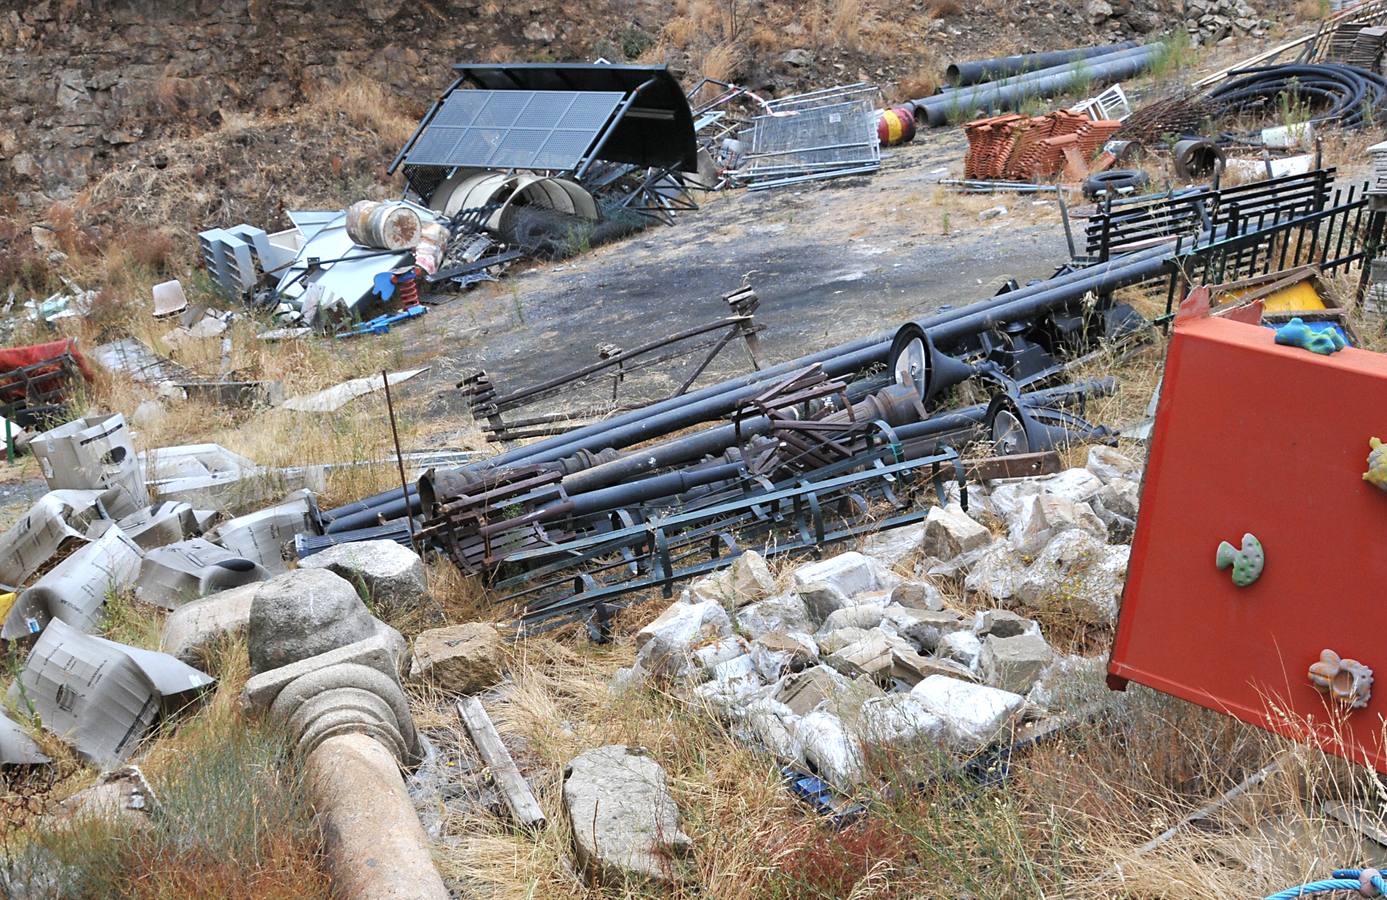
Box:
390;63;698;202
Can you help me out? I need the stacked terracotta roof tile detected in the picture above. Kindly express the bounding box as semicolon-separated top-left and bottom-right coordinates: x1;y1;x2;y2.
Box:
964;110;1123;181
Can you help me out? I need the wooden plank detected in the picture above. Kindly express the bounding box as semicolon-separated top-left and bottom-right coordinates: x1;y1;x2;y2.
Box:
456;697;547;830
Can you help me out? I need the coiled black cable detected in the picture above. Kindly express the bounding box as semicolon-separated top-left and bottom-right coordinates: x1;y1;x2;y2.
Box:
1207;63;1387;143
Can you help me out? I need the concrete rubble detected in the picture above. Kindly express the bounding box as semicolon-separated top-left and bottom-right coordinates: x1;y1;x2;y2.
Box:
609;446;1144;788
564;745;694;886
300;538;428;614
408;623;505;694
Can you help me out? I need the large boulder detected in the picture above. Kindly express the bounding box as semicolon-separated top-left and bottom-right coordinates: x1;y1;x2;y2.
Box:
160;582;260;666
564;746;693;886
1015;529;1129;625
796;710;865;786
890;579;944;611
247;569;379;676
963;539;1027;602
408;623;505;694
819;603;887;634
1041;468;1104;505
858;693;945;748
298;540;427;614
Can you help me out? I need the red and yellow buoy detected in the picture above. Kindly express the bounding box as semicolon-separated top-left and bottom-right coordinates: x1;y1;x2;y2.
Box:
876;106;916;146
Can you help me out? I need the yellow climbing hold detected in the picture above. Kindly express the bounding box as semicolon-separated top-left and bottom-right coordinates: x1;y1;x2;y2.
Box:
1366;437;1387;492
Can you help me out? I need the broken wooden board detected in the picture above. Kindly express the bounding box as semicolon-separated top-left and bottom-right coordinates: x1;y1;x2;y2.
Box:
456;696;546;830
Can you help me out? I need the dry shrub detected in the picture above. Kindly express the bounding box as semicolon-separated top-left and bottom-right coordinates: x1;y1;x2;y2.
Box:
769;817;910;896
697;40;746;83
309;75;419;150
832;0;867;50
927;0;963;16
897;63;942;102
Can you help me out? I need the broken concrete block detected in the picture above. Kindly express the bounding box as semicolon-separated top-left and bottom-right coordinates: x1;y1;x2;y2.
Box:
749;631;817;681
299;538;426;612
408;623;505;694
819;603;887;634
1086;445;1141;484
922;503;991;561
858;693;946;748
136;537;271;609
882;606;969;653
890;579;944;611
825;629;900;682
773;664;855;716
979;633;1053;694
797;710;865;786
633;599;733;680
938;631;983;671
1095;478;1139;519
963;539;1027;602
692;636;749;677
735;592;814;638
3;525;143;639
711;654;757;684
1008;493;1106;554
50;766;157;828
30;413;146;518
746;696;804;762
564;745;693;886
986;480;1044;522
792;551;897;600
890;646;979;686
858;523;924;567
159;581;260;666
1042;468;1104;505
816;626;872;655
693;669;764;721
910;675;1026;749
1016;529;1129;625
247;568;379;676
795;580;856;626
973;609;1040;639
725;550;776;605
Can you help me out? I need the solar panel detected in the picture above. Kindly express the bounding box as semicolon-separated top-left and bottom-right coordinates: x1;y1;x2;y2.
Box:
404;89;625;172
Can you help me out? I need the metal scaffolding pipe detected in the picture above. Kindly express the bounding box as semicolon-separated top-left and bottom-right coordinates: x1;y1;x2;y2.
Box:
944;41;1137;87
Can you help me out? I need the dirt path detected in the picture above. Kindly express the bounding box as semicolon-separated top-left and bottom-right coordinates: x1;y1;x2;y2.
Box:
404;131;1072;419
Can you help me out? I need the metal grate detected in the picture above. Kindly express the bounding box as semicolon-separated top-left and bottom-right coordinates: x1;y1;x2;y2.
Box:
403;89;625;172
740;99;880;189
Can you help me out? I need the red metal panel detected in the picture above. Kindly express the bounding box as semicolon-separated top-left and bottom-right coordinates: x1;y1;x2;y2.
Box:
1108;313;1387;771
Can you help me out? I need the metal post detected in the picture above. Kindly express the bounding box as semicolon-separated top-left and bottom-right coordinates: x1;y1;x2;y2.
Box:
382;371;420;557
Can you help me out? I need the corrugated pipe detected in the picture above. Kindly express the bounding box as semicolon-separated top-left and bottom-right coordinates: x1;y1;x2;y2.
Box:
911;43;1164;127
944;41;1138;88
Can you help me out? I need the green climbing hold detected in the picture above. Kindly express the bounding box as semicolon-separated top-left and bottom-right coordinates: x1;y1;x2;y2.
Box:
1216;533;1264;587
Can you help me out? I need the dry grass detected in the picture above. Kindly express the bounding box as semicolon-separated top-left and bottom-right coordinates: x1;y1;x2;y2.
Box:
308;76;421;151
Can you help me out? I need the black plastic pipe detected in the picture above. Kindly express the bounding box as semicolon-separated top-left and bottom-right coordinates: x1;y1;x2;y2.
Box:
913;43;1164;127
323;244;1176;533
945;41;1137;88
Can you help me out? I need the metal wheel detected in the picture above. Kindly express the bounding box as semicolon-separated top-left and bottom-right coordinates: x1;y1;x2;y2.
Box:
893;334;927;397
990;407;1029;454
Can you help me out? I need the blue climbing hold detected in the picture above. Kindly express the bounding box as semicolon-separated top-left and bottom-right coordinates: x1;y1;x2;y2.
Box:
1273;317;1346;355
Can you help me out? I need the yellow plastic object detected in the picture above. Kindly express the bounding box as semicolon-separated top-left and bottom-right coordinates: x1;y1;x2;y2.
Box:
1366;437;1387;492
1227;279;1327;312
0;592;15;622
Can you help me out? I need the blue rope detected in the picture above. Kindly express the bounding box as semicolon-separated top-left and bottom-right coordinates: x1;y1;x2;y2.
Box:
1264;869;1387;899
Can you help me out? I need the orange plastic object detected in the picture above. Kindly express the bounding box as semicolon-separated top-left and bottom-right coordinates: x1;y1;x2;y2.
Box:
1108;311;1387;772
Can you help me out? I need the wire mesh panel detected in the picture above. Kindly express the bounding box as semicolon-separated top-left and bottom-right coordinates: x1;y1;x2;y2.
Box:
403;89;625;172
742;100;880;187
765;83;880;113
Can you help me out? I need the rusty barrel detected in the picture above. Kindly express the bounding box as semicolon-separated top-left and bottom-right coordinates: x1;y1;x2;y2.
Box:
345;200;422;250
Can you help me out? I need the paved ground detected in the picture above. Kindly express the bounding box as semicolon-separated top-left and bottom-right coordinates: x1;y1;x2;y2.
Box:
409;129;1071;420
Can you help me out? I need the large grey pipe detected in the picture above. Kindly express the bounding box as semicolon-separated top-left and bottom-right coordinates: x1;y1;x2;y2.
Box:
945;41;1137;88
913;43;1164;127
